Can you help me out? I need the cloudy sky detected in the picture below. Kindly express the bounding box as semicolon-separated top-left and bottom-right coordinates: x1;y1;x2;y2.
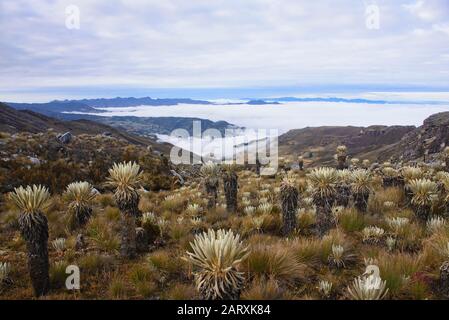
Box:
1;0;449;101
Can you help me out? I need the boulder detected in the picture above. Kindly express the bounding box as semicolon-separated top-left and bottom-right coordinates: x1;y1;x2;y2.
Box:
58;132;73;144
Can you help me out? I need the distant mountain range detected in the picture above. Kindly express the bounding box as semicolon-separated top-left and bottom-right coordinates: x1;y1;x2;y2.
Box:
1;98;240;137
263;96;448;105
6;97;213;114
5;96;281;115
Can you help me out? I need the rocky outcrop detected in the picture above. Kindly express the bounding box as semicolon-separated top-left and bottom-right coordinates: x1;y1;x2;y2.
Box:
384;112;449;162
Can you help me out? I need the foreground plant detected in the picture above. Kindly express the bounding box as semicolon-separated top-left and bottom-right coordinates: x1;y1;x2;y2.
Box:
222;164;238;213
408;178;438;222
280;175;299;235
63;181;97;229
347;269;388;300
107;162;143;259
9;185;51;296
184;229;249;300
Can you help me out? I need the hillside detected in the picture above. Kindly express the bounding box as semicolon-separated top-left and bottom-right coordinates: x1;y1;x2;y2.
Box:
380;111;449;162
279;111;449;165
0;102;170;153
279;124;415;165
48;113;237;136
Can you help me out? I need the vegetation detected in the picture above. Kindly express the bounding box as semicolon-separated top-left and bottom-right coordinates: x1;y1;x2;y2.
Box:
2;130;449;300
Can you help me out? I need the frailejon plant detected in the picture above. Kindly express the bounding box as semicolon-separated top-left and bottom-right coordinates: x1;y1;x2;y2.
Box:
317;280;333;299
0;262;11;284
63;181;97;229
382;167;402;188
328;244;346;269
298;156;304;171
9;185;51;296
362;159;371;169
184;229;249;300
336;145;348;170
200;162;221;209
307;167;338;236
185;203;202;216
51;238;66;253
335;169;351;207
408;178;438;222
347;273;388;300
280;175;299;236
362;226;385;245
427;216;446;234
350;169;373;212
106;162;143;259
222;164;238;213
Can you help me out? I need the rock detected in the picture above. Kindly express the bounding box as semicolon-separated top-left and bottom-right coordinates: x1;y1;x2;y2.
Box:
170;169;185;185
57;132;73;144
136;227;149;253
28;156;40;165
102;131;112;137
75;233;86;250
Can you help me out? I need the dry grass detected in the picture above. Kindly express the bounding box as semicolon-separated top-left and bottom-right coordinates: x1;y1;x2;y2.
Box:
2;149;449;300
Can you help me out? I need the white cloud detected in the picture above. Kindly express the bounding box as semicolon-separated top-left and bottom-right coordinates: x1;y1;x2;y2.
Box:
0;0;448;100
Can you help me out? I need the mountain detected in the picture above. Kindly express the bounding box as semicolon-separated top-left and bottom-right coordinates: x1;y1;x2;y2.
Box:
379;111;449;162
3;97;212;115
0;102;170;152
6;100;98;113
278;124;416;165
4;97;283;114
266;96;447;105
75;97;212;107
279;111;449;165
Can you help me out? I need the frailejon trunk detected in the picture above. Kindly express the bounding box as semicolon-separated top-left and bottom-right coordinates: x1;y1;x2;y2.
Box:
18;212;50;297
439;261;449;298
223;172;238;213
70;205;92;230
413;204;431;222
205;181;218;209
120;211;137;259
116;192;140;259
314;196;335;237
354;192;370;212
280;185;298;235
335;184;351;207
336;155;347;170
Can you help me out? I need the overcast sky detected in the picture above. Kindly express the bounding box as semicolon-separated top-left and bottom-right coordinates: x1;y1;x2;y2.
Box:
1;0;449;101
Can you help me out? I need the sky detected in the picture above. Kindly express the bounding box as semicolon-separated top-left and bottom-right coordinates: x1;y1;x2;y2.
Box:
1;0;449;102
